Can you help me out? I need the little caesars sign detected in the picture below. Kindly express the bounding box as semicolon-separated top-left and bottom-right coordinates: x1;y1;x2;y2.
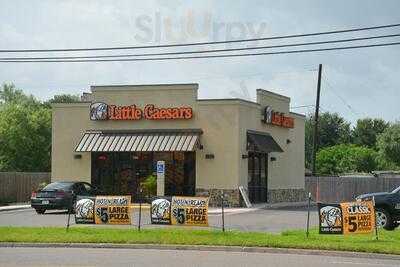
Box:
90;102;193;121
262;106;294;128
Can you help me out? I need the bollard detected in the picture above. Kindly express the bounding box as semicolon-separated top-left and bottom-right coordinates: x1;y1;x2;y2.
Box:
138;188;143;231
373;196;378;240
306;192;311;238
66;193;74;232
221;190;225;232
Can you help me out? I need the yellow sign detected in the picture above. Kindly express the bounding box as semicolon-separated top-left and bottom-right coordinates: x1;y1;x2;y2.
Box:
94;195;131;225
171;196;209;226
341;201;375;235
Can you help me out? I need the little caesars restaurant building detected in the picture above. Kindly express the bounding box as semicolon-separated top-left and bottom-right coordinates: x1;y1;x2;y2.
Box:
52;84;305;206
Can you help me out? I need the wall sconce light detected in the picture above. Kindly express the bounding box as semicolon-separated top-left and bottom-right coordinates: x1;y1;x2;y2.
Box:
286;139;291;144
241;154;249;159
199;144;204;150
205;154;215;159
270;157;277;162
73;154;82;159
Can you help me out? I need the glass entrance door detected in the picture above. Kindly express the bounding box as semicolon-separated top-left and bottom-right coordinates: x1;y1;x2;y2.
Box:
248;152;268;203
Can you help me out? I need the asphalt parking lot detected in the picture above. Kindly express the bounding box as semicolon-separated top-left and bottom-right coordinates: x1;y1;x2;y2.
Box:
0;206;318;232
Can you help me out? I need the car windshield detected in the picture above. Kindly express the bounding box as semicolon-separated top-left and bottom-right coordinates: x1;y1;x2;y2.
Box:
391;186;400;194
42;182;73;191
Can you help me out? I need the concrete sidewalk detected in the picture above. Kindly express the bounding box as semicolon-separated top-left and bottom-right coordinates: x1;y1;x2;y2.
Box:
0;204;30;212
0;201;312;213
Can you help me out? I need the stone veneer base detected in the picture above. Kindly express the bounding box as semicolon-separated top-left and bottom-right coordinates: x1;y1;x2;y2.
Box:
196;188;306;207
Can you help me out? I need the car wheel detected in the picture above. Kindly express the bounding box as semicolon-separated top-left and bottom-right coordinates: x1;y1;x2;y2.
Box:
35;209;46;214
376;208;395;230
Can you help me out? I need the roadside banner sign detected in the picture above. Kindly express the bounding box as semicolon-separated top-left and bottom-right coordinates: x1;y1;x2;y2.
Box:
318;201;375;235
94;195;131;225
75;196;96;224
151;196;172;225
171;196;209;226
341;201;375;235
318;203;343;234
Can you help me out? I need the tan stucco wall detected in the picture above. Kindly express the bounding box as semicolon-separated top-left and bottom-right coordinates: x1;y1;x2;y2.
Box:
51;84;304;192
52;103;91;182
237;89;305;190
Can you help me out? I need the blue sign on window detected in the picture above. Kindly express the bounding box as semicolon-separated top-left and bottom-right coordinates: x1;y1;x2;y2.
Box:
157;161;165;174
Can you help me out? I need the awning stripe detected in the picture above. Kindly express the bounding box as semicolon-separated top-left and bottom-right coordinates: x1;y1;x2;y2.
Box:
75;130;202;152
177;135;187;151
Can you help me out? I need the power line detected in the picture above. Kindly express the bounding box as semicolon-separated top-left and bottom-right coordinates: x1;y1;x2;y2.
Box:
322;76;362;117
1;23;400;53
2;33;399;61
1;41;399;63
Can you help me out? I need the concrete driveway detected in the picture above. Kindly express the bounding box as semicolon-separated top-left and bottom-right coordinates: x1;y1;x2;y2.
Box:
0;206;318;233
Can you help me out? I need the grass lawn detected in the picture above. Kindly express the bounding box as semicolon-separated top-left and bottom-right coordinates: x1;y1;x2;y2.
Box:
0;227;399;255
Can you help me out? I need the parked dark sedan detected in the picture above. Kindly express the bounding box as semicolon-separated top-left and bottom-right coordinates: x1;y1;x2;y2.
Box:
356;185;400;230
31;181;100;214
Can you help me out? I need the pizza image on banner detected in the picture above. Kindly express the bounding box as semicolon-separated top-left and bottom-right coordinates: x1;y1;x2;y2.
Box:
151;197;172;225
75;196;95;224
171;196;209;226
341;201;375;235
318;203;343;234
94;195;131;225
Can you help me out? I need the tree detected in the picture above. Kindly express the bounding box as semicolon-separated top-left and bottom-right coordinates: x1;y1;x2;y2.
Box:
0;83;36;105
45;94;80;104
0;83;52;172
352;118;389;149
0;103;51;171
316;144;378;175
377;123;400;166
305;112;352;168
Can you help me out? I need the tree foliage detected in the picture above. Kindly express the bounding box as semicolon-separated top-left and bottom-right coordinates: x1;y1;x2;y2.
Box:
44;94;80;107
305;112;352;168
377;123;400;166
316;144;378;175
0;83;51;171
352;118;389;149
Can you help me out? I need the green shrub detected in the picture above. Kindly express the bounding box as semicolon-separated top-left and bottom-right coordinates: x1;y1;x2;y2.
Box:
316;144;378;175
140;175;157;197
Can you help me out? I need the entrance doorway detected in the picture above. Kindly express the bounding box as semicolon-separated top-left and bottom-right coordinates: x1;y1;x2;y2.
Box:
91;152;196;200
247;152;268;203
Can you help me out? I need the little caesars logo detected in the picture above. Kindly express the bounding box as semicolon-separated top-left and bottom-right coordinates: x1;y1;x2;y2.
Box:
262;106;294;128
90;102;193;121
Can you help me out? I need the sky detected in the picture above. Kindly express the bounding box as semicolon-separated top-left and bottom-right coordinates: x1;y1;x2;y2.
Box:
0;0;399;123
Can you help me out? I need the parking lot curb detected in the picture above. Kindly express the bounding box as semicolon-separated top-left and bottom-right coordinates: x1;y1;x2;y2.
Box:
0;205;30;212
1;242;400;260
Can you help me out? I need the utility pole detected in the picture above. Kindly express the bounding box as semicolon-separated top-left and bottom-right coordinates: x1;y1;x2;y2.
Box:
312;64;322;176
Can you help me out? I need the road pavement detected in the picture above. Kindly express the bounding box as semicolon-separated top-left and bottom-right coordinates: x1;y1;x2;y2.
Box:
0;247;399;267
0;206;318;232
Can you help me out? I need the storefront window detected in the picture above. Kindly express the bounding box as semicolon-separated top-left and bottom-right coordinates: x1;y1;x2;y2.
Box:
91;151;196;200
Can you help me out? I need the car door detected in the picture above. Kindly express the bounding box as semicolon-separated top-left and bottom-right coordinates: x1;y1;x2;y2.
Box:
82;182;97;196
73;183;88;197
391;190;400;219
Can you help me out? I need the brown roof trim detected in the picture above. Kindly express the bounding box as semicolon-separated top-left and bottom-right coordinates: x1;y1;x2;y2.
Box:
256;89;290;101
198;98;260;106
91;83;199;91
86;128;203;134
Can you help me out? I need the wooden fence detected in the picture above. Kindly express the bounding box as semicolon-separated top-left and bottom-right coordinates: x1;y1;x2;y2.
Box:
305;176;400;203
0;172;50;203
